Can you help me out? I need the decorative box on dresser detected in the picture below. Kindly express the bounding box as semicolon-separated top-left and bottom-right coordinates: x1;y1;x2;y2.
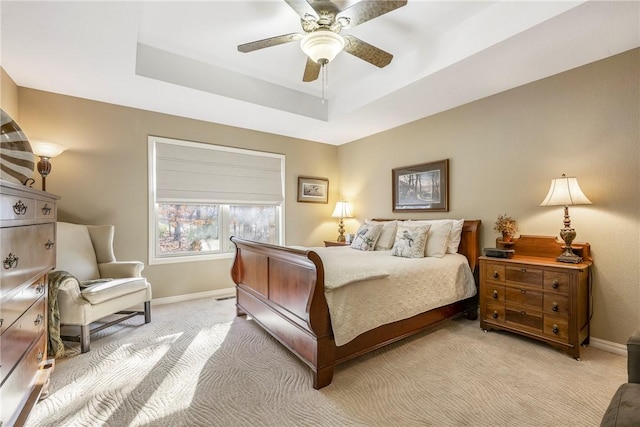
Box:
479;235;592;359
1;180;58;427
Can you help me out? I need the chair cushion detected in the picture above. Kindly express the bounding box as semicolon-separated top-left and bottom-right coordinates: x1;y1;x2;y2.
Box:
600;383;640;427
80;278;149;305
56;222;101;281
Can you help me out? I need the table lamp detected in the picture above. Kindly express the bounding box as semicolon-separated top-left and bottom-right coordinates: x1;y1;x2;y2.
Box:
331;200;353;242
540;174;592;263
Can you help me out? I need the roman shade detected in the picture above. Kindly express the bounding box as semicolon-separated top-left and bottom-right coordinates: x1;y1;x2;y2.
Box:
153;138;284;204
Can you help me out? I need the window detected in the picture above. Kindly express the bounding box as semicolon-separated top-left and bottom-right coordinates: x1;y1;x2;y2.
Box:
149;136;284;264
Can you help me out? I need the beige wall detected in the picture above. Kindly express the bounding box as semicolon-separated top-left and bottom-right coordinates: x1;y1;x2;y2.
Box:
15;89;339;299
1;67;19;120
338;48;640;345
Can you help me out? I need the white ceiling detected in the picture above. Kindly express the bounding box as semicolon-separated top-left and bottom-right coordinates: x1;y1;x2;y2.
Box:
1;1;638;145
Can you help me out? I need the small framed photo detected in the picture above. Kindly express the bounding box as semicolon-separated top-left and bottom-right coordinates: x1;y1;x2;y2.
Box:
297;176;329;204
392;159;449;212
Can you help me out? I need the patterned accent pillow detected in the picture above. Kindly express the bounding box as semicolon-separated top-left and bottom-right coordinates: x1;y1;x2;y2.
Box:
350;223;384;251
366;220;398;250
391;223;431;258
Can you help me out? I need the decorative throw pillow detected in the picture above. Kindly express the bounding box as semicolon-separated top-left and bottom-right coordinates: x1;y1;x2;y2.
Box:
425;221;452;257
391;223;430;258
366;220;398;250
350;223;384;251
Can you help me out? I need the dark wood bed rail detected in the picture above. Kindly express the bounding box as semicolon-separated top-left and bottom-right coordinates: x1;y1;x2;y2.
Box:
230;219;481;389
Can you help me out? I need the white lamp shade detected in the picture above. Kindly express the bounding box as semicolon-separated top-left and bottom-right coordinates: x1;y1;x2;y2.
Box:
30;140;67;158
332;201;353;218
540;175;592;206
300;29;345;64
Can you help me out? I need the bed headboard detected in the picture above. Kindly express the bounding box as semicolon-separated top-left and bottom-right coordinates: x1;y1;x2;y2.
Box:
370;219;481;272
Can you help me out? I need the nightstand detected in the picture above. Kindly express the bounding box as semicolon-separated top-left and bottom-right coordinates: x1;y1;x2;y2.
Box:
324;241;350;247
479;235;592;359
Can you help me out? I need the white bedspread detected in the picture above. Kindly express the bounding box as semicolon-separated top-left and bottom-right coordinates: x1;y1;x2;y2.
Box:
310;247;477;346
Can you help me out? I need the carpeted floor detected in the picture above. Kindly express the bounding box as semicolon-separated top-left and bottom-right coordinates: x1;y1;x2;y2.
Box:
27;297;626;427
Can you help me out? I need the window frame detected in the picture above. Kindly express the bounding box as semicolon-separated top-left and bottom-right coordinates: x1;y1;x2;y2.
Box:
148;136;285;265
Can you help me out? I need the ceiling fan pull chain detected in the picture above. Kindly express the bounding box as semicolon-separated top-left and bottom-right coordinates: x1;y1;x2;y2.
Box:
321;63;326;104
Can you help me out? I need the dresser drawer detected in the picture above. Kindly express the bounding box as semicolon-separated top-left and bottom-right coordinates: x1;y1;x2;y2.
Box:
0;276;46;335
544;315;569;343
35;199;56;221
0;296;46;384
506;287;543;308
484;284;505;303
485;263;506;282
1;223;55;299
506;307;543;330
543;271;570;294
543;293;569;317
484;303;505;323
0;194;35;221
506;266;543;287
0;331;47;427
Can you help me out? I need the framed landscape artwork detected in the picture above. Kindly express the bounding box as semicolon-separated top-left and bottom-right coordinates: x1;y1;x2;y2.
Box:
392;159;449;212
297;176;329;204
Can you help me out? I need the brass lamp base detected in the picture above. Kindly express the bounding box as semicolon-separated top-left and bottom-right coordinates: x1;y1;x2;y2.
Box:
557;225;582;263
336;218;346;242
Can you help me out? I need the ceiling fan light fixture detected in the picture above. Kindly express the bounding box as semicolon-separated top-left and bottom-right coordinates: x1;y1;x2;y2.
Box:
300;30;345;64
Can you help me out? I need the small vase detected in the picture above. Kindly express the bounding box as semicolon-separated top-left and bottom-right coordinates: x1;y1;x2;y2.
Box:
502;232;513;243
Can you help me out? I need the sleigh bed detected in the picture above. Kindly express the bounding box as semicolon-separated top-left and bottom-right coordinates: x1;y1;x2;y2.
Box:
230;219;481;389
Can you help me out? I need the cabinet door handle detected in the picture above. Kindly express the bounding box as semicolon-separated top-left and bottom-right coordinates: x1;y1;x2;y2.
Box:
492;311;499;319
492;290;498;299
13;200;27;215
552;302;559;312
492;271;499;279
552;280;560;289
3;253;19;269
552;325;559;334
45;239;55;250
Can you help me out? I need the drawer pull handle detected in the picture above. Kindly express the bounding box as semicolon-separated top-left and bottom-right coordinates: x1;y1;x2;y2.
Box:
35;284;45;294
41;203;52;215
492;311;498;319
3;253;19;269
552;302;559;312
520;310;526;315
492;271;499;279
45;239;55;250
492;290;498;299
521;289;527;294
13;200;27;215
552;280;560;289
0;318;3;327
37;351;44;364
34;314;44;326
521;268;527;273
552;325;559;334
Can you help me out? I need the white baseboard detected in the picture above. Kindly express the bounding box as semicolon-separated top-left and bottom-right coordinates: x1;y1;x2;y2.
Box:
151;287;236;306
590;337;627;357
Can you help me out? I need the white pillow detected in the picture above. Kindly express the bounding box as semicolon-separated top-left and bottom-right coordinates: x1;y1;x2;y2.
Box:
350;223;384;251
447;219;465;254
366;220;398;250
425;221;452;257
391;223;430;258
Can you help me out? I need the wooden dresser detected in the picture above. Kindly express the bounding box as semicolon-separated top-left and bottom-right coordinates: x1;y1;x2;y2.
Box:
479;235;592;359
1;180;58;427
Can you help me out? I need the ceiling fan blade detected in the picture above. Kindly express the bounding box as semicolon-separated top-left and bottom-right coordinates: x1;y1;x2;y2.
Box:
284;0;319;19
302;57;321;82
308;0;341;15
343;35;393;68
338;0;407;28
238;33;303;53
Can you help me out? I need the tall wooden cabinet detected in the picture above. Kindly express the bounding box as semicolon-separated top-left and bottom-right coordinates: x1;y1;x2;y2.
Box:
1;180;58;427
479;235;592;359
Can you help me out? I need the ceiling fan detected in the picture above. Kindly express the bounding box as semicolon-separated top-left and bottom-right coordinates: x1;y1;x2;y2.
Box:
238;0;408;83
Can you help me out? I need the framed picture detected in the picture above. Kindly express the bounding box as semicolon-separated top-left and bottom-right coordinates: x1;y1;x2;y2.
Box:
392;159;449;212
297;176;329;204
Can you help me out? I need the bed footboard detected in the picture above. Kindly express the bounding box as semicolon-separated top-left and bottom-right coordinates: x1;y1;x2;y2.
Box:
230;237;335;388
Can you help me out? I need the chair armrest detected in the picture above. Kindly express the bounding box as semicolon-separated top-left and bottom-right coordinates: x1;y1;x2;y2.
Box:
628;330;640;383
56;275;91;325
98;261;144;279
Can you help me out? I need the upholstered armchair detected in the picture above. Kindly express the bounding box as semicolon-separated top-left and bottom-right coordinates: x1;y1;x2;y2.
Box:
601;330;640;426
53;222;151;353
